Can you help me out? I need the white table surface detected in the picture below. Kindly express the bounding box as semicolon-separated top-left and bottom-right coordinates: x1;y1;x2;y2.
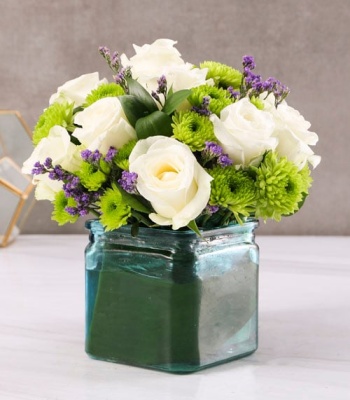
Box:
0;235;349;400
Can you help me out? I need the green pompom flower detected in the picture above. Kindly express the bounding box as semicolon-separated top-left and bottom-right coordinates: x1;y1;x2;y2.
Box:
99;185;132;231
209;166;256;222
200;61;243;89
188;85;233;116
172;111;216;151
77;161;109;191
33;102;75;145
114;140;137;170
252;151;308;221
84;83;125;107
51;191;79;225
250;96;264;110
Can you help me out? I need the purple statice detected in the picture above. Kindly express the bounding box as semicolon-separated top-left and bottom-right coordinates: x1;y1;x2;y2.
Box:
151;90;161;103
63;176;80;197
218;154;233;167
118;171;138;194
156;75;167;95
81;149;92;161
191;96;211;116
205;205;220;215
242;55;256;70
99;46;121;74
241;55;290;106
81;149;102;164
227;87;240;100
110;51;120;71
105;146;117;163
48;165;66;181
114;66;132;87
202;142;233;167
99;46;111;59
204;141;223;157
31;161;46;175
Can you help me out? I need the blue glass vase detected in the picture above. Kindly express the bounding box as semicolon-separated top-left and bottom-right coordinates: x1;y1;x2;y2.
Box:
85;220;259;373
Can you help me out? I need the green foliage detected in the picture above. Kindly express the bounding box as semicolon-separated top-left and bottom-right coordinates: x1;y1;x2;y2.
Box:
162;89;191;115
135;111;173;139
114;140;137;170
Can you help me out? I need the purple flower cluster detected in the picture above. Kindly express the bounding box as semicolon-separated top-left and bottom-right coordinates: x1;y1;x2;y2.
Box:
81;149;102;164
114;67;130;86
99;46;120;73
241;55;289;106
202;142;233;167
152;75;168;103
118;171;138;194
31;158;100;217
191;96;211;116
105;147;117;163
205;205;220;215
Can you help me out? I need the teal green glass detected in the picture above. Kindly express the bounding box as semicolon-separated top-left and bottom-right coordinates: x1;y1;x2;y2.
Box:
85;220;259;373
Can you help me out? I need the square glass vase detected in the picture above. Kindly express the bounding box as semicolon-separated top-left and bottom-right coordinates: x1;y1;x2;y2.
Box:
85;219;259;373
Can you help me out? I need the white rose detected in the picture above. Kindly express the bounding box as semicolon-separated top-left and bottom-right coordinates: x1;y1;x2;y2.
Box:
262;94;321;169
49;72;107;107
22;125;80;201
34;175;63;201
22;125;80;175
129;136;213;230
73;97;136;154
121;39;209;94
211;98;277;166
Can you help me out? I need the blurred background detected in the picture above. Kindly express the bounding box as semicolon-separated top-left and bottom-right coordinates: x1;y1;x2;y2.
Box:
0;0;349;235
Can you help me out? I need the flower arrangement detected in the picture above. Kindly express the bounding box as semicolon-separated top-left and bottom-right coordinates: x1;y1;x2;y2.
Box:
23;39;320;234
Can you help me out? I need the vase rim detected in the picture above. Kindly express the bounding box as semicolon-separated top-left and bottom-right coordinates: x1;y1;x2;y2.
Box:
85;218;259;237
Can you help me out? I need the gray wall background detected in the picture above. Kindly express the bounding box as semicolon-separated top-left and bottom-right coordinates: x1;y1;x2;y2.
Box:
1;0;349;235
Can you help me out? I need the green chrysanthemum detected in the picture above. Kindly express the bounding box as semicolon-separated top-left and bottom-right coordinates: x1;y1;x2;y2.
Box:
252;151;308;221
77;161;109;191
209;166;256;222
188;85;233;116
99;185;132;231
33;102;75;145
84;83;125;107
250;96;264;110
172;111;216;151
200;61;243;89
114;140;137;170
51;191;79;225
299;164;313;193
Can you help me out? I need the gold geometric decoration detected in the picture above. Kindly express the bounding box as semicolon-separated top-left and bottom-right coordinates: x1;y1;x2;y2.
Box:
0;110;35;247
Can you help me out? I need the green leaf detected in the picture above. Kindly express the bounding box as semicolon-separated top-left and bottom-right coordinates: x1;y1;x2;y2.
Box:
162;89;191;115
168;85;174;97
135;111;173;139
114;183;151;214
126;77;158;113
118;95;150;127
187;220;202;236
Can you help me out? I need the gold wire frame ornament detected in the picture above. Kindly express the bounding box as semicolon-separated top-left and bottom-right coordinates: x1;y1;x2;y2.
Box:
0;110;35;247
